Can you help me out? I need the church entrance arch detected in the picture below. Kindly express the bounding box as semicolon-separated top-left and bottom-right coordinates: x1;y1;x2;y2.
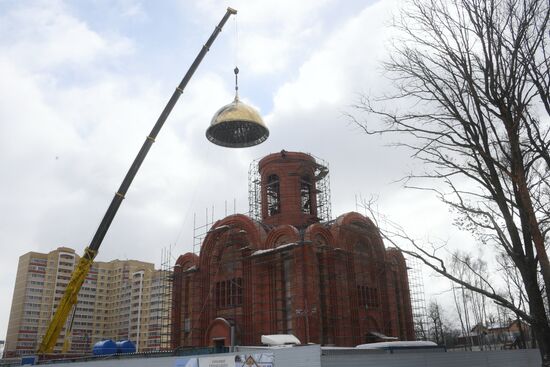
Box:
205;317;232;348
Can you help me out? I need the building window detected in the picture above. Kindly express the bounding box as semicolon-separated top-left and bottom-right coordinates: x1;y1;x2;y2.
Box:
354;241;367;253
266;174;280;216
300;175;313;214
215;278;243;308
357;285;379;309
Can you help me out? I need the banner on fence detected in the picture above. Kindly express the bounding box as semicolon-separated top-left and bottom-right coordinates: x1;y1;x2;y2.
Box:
174;353;274;367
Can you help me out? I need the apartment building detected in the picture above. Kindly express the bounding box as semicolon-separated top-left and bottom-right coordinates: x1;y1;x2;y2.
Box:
4;247;171;357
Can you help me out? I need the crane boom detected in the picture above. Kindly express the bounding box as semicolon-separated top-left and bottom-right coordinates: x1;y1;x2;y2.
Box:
36;7;237;355
37;248;96;354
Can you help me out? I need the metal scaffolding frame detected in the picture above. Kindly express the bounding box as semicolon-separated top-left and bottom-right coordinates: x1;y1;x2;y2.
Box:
354;197;428;341
403;254;429;340
151;246;174;351
174;155;418;346
178;230;417;346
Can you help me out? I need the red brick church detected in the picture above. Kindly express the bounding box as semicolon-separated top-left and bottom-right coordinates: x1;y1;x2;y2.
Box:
171;151;415;348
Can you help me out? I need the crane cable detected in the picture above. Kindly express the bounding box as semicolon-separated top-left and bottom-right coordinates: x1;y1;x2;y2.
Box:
233;13;240;99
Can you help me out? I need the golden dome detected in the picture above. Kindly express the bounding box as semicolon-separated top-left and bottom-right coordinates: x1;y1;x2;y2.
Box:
206;97;269;148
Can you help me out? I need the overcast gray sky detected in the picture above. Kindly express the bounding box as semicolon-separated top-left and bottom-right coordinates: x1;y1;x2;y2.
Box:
0;0;477;339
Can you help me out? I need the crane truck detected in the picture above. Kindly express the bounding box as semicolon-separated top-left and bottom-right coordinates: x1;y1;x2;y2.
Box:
36;7;238;355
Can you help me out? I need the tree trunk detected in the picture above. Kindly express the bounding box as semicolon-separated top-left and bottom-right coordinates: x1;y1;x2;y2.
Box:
507;125;550;310
522;262;550;366
516;317;526;349
532;321;550;367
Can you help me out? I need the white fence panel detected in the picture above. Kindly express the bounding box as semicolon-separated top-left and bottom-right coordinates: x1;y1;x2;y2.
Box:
321;349;541;367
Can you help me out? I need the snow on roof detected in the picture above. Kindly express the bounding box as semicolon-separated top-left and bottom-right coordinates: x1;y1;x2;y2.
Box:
369;331;398;340
261;334;301;346
251;243;298;257
208;225;231;233
356;341;438;349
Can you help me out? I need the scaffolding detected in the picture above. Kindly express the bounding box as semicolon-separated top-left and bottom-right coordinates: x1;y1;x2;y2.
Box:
193;204;234;256
186;208;416;346
156;246;173;350
248;153;332;223
248;159;261;222
311;154;332;224
182;227;418;346
354;197;428;341
174;154;419;347
403;254;429;340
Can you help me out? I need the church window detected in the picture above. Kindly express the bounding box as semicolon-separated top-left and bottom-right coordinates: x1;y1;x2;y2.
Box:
300;175;313;214
357;285;379;309
354;241;368;253
215;278;243;308
266;174;280;216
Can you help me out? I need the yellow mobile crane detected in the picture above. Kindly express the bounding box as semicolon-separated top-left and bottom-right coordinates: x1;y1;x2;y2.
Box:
37;7;268;355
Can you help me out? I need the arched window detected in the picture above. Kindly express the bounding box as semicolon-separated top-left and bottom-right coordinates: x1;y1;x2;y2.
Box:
266;174;280;216
354;239;374;258
300;175;313;214
354;241;368;254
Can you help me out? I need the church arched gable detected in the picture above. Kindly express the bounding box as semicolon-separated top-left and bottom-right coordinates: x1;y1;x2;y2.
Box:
304;223;334;247
176;253;199;270
265;224;300;248
330;212;385;257
199;214;267;270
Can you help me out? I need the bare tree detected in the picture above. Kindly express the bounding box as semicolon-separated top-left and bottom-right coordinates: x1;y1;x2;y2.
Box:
451;282;472;350
450;253;479;349
427;300;446;345
497;252;530;315
352;0;550;364
427;297;467;349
